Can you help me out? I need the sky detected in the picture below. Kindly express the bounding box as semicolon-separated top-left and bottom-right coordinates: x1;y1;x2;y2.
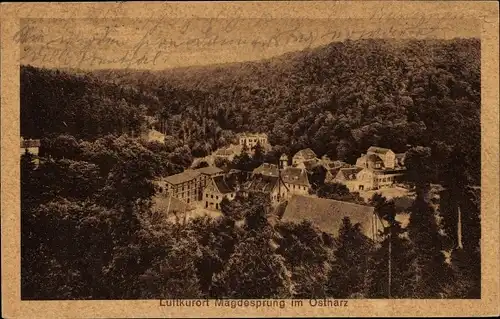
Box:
18;17;480;70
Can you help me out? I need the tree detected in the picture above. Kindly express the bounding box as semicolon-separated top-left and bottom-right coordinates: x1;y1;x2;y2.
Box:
406;194;451;298
404;146;434;197
45;134;82;160
193;160;209;169
276;220;331;298
231;151;254;172
316;182;365;204
211;232;294;298
251;141;265;166
214;157;230;169
367;194;414;298
326;217;374;298
308;165;327;190
139;233;203;299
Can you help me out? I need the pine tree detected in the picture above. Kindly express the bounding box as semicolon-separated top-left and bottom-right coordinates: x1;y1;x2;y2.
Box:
367;194;414;298
326;217;373;298
406;193;451;298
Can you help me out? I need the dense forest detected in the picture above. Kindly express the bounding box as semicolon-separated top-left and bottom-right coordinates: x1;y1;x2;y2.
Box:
22;37;480;185
21;37;481;299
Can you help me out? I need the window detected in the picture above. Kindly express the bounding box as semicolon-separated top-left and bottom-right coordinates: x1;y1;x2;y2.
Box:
216;196;219;200
211;195;214;199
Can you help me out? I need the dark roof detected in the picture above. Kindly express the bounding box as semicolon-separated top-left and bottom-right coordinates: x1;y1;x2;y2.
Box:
164;170;200;185
21;139;41;148
281;167;310;186
195;166;224;176
244;174;279;193
282;195;380;239
253;164;309;186
367;146;393;154
294;148;317;160
253;163;279;176
323;161;349;170
326;168;341;179
338;167;363;180
212;176;236;194
367;153;384;163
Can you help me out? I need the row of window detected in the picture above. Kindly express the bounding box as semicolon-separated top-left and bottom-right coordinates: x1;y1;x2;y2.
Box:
285;184;308;191
377;177;394;183
204;193;235;200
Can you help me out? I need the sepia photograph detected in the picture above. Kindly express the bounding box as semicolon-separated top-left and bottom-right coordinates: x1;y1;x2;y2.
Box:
1;1;499;318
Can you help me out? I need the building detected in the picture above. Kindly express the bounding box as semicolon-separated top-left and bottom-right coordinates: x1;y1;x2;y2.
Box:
292;148;318;166
142;128;165;144
238;133;268;149
324;161;352;183
282;195;382;241
253;162;310;196
20;137;40;156
156;166;224;204
296;159;320;172
332;167;405;192
332;167;364;191
214;147;236;161
203;175;237;211
357;146;396;169
338;146;407;191
240;174;289;204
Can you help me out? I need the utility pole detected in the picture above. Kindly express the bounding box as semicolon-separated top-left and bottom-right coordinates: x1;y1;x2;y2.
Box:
457;205;463;249
388;231;392;299
278;158;281;203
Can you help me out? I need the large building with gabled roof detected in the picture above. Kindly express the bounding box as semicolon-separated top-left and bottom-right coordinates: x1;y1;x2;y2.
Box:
203;175;237;211
155;166;224;204
282;195;383;241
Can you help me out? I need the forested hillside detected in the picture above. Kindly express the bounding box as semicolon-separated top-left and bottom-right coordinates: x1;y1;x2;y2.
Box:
22;37;480;183
92;38;481;185
21;37;482;300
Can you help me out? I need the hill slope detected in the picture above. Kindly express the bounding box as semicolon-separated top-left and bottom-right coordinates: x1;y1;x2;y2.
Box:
21;38;481;183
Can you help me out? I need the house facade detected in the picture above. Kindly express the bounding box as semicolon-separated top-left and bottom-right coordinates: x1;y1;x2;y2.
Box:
366;146;396;169
20;137;40;156
238;133;268;149
203;176;237;211
240;174;289;204
332;146;406;192
252;162;311;196
292;148;318;166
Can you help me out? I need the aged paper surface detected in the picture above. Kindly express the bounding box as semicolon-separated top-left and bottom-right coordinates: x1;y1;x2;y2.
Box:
1;1;499;318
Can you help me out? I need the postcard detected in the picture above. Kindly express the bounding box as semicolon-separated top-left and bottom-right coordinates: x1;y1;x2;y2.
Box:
1;1;499;318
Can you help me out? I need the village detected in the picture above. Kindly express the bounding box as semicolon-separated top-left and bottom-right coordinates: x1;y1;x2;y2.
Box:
20;130;416;241
124;130;414;240
21;131;412;241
